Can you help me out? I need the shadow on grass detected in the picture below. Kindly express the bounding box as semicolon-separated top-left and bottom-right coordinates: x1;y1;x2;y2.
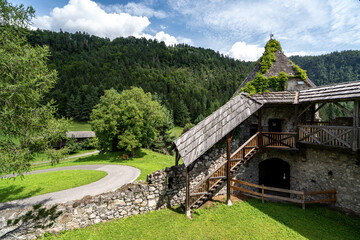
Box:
74;149;147;164
0;185;43;203
246;198;360;240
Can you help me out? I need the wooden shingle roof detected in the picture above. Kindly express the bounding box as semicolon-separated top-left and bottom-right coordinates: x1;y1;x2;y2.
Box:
299;80;360;103
66;131;95;138
174;93;264;167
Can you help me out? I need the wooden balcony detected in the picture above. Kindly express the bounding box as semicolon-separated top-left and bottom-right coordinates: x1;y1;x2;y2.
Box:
261;125;359;151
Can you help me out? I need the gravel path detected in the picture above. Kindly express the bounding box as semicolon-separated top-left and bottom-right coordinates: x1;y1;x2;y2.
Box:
0;165;140;210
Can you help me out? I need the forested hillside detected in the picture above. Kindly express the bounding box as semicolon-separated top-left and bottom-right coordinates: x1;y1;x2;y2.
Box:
290;51;360;86
27;29;360;124
28;30;252;126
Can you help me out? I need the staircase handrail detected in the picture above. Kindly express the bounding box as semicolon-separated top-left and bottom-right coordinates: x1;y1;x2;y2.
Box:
230;132;259;159
190;132;259;194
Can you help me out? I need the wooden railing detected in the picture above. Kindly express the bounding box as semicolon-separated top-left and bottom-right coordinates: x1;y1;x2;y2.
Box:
298;125;353;149
230;179;336;209
189;133;259;208
305;121;331;126
262;132;297;149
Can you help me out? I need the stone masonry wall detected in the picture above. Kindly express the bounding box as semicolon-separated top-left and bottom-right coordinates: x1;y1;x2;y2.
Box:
232;145;360;214
0;141;234;239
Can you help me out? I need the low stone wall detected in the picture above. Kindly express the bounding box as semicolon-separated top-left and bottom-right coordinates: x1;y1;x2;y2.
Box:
0;143;232;240
0;165;186;239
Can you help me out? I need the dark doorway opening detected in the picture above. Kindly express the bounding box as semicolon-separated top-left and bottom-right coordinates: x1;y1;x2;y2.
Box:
249;124;258;136
259;158;290;197
268;119;282;132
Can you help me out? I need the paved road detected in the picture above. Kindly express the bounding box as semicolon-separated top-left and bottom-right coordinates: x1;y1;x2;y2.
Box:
32;150;100;165
0;165;140;210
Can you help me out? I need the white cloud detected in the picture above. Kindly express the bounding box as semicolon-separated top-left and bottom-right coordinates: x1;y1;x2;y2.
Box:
136;31;179;46
168;0;360;51
106;2;167;18
227;41;263;61
155;31;177;45
33;0;151;40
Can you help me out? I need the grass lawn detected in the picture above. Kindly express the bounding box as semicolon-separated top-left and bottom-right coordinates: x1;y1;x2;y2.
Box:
169;126;183;138
32;148;175;181
68;121;92;131
43;199;360;240
0;170;107;203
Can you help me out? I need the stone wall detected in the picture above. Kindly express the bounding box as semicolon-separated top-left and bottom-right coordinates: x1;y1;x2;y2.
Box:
0;143;232;239
0;165;185;239
232;145;360;214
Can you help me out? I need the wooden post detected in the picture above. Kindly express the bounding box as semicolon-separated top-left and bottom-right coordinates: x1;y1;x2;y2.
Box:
175;150;180;166
226;133;232;206
310;104;315;124
294;105;299;148
258;109;263;149
332;189;336;207
185;166;191;218
302;194;305;210
261;184;264;203
353;101;359;151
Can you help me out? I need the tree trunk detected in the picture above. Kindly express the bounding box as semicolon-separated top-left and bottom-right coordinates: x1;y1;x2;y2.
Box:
131;148;135;157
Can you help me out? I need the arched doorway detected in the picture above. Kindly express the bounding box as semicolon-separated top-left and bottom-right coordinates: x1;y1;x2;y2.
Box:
259;158;290;196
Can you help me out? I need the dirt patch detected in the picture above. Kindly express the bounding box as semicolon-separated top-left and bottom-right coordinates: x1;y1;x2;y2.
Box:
200;193;250;209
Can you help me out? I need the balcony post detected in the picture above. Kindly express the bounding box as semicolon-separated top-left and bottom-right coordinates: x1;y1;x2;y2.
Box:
185;165;191;218
226;133;232;206
353;101;359;151
258;109;263;149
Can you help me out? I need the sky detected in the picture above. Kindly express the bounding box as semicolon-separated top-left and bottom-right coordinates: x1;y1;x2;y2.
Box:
9;0;360;61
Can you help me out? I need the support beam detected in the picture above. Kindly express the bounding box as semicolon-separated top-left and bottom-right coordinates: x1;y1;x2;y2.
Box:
258;109;263;149
298;103;314;118
185;166;191;218
334;102;353;117
226;133;232;206
175;149;180;166
353;101;359;151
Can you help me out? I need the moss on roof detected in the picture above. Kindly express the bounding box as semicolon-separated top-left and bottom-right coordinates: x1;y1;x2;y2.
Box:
241;39;309;95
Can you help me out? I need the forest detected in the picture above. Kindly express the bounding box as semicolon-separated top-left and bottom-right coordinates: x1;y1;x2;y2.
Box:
27;30;360;125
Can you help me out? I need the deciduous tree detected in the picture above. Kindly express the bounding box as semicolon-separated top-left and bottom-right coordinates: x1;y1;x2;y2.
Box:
0;0;69;175
90;87;167;156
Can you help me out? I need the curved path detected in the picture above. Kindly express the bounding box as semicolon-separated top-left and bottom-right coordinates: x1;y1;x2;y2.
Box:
0;165;140;210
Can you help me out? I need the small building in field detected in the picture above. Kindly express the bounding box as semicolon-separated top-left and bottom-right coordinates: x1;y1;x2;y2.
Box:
172;39;360;216
66;131;96;141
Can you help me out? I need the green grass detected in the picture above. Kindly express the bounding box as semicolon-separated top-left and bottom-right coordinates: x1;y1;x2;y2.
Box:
0;170;107;203
43;199;360;240
68;121;92;131
169;126;183;138
32;148;174;181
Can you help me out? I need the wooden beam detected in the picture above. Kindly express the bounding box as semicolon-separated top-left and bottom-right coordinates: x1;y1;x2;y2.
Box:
298;103;314;118
334;102;353;117
185;166;191;217
175;149;180;166
353;101;359;151
226;133;232;206
258;109;263;149
314;103;326;113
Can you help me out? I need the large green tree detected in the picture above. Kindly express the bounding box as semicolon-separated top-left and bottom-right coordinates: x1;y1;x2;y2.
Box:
90;87;167;156
0;0;69;175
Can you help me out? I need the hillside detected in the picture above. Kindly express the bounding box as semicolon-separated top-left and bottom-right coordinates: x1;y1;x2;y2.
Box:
28;30;360;123
28;30;252;125
290;51;360;86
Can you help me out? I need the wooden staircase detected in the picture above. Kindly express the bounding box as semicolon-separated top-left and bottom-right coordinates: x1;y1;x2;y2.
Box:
189;133;259;210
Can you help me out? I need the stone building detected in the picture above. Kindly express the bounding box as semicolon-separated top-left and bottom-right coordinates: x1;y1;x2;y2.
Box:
173;39;360;216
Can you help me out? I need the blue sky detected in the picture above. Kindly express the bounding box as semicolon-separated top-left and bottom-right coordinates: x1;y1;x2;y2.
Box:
10;0;360;61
